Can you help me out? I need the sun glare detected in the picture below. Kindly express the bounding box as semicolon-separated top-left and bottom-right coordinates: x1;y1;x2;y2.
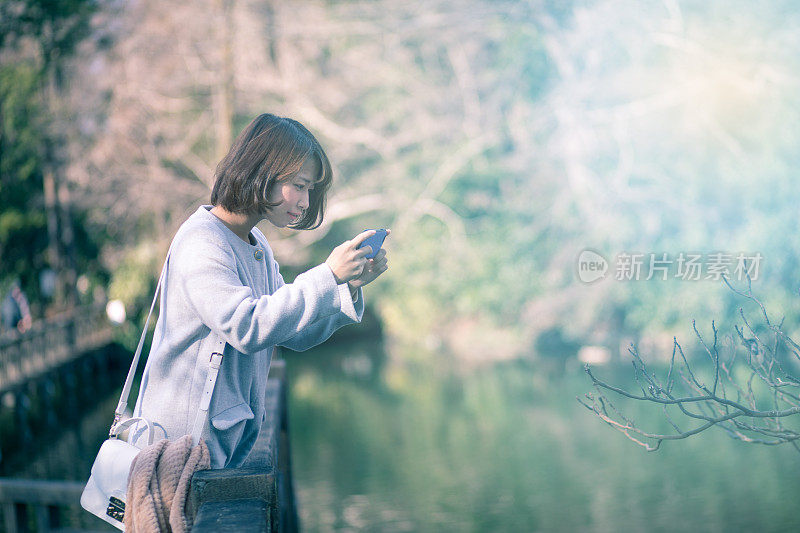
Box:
658;31;776;145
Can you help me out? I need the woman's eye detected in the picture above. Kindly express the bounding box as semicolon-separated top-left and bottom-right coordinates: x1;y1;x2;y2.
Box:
295;184;304;190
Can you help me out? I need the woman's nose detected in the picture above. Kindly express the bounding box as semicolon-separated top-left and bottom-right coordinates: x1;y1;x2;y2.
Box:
298;190;310;210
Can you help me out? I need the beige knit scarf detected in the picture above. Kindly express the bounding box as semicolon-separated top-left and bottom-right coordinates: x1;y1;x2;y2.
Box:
124;435;210;533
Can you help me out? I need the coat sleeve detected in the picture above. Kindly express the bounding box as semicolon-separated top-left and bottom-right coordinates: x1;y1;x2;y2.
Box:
271;258;365;352
173;230;359;354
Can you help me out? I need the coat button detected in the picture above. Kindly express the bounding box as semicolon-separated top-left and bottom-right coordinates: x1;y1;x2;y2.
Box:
254;249;263;261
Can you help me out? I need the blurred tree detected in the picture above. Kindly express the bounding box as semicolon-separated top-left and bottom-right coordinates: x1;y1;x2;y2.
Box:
58;0;554;348
0;0;101;312
516;0;800;349
0;63;49;308
36;0;800;360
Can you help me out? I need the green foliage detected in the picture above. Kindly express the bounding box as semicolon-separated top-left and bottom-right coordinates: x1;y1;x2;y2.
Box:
0;0;103;309
0;63;49;296
495;24;554;100
0;0;99;59
5;0;799;355
107;243;160;309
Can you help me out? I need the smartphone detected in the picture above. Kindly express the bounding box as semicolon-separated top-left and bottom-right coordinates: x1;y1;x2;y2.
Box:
358;229;388;259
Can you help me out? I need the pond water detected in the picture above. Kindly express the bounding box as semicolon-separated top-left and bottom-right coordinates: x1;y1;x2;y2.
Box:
285;339;800;533
7;336;800;532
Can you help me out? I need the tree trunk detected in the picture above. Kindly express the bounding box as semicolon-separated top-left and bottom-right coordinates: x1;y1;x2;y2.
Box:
42;21;78;309
214;0;235;161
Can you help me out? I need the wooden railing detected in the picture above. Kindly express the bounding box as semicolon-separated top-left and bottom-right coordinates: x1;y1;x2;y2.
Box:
0;304;113;395
0;359;298;533
0;479;89;533
190;359;299;532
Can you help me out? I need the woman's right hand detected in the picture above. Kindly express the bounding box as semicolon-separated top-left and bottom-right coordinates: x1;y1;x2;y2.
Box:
325;230;376;284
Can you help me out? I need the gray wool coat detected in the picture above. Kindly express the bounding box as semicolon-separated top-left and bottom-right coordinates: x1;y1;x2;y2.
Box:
132;206;364;468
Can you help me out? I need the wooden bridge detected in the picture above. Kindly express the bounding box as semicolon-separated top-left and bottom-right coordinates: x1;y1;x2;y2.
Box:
0;307;299;532
0;304;113;396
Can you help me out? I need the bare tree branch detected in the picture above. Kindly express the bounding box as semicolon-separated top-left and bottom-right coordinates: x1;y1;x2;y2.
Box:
580;278;800;452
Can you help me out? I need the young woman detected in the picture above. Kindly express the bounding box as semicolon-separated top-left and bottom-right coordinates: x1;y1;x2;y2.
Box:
131;113;388;469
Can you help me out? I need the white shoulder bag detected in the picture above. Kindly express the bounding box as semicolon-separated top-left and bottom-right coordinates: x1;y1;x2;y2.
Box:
80;249;226;530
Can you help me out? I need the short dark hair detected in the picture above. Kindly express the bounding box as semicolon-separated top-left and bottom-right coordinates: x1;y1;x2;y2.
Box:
210;113;333;230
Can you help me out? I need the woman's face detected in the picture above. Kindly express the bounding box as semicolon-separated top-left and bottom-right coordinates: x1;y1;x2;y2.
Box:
264;157;318;228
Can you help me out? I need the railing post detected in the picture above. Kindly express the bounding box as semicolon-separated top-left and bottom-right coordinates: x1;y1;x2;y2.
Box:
14;390;32;449
0;303;113;396
274;362;299;533
191;358;298;532
0;479;86;532
3;502;18;533
38;378;56;428
34;504;48;533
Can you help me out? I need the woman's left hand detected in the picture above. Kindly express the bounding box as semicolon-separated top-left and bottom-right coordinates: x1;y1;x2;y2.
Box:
348;248;388;292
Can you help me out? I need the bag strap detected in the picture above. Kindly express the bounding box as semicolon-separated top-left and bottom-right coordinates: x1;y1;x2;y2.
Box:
111;245;226;445
112;417;155;446
112;249;171;430
190;342;225;445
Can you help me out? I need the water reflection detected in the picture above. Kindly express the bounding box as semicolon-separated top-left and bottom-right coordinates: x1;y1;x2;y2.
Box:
287;339;800;532
5;337;800;532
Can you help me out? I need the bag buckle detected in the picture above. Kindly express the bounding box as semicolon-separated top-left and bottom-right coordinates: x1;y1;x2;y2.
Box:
109;414;122;438
106;496;125;522
209;352;224;369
